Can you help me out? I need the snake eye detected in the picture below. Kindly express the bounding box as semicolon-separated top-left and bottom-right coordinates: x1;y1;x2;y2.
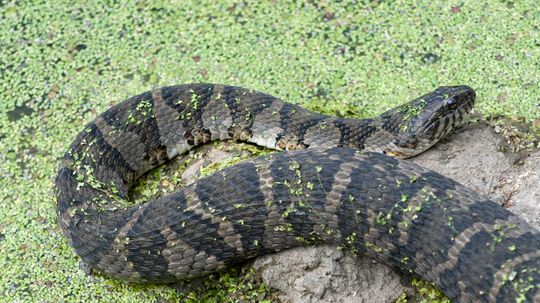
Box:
446;98;458;109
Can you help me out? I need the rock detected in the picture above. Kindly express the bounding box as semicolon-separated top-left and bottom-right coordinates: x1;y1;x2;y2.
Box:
410;123;540;228
252;246;410;303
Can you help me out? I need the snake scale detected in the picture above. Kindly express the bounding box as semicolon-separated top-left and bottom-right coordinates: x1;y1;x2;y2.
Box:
55;83;540;302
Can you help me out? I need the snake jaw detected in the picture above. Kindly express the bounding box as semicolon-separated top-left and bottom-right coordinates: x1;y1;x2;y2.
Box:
383;137;435;159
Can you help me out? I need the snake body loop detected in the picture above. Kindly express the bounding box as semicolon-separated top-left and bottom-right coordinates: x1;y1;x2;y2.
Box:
55;84;539;302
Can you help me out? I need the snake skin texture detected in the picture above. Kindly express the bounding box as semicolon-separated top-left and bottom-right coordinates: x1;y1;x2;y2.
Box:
55;84;540;302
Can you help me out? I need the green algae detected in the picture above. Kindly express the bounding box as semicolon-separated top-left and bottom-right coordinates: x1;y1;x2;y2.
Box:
1;1;540;302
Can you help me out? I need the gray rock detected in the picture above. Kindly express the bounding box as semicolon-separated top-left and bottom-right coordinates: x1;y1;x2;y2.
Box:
252;246;409;303
410;124;539;228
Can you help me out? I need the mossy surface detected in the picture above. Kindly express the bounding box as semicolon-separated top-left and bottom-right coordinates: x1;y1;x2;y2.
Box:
1;1;539;302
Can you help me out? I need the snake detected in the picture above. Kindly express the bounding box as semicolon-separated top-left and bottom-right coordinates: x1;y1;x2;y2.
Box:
55;83;540;302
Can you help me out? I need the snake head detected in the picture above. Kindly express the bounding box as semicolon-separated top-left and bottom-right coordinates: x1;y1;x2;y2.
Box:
381;85;476;158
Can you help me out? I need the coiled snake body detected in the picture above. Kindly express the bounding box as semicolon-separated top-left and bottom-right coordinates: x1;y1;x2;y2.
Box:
55;84;540;302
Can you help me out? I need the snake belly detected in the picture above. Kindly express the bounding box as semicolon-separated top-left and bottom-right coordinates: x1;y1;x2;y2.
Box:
55;84;540;303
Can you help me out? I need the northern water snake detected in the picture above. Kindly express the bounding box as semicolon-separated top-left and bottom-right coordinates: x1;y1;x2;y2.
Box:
55;84;540;302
